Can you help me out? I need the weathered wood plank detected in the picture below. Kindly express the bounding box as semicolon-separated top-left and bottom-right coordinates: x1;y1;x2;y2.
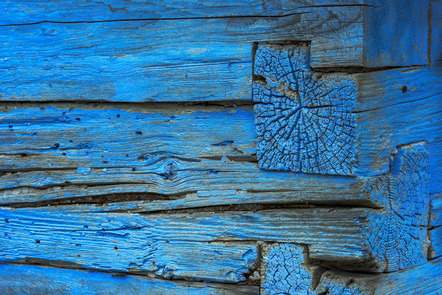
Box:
0;104;432;272
0;142;431;274
0;6;363;102
0;105;256;170
0;1;430;102
253;44;441;177
0;104;365;206
0;208;259;283
0;264;259;295
0;0;367;24
0;206;373;273
316;259;442;295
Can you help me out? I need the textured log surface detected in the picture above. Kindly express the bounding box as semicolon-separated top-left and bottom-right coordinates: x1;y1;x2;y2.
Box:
0;264;259;295
0;144;431;275
0;1;429;102
0;0;438;293
0;103;364;206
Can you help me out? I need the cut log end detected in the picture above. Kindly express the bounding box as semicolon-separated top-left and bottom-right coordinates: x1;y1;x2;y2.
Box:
261;243;321;295
253;44;357;176
364;143;430;272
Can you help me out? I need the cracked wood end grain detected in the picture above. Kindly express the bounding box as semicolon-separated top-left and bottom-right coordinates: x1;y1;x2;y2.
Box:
363;143;430;272
253;44;357;175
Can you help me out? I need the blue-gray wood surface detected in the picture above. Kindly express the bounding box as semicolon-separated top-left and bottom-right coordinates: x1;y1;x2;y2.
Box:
0;0;440;294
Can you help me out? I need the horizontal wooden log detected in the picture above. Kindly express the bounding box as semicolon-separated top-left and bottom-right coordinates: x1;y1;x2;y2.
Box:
0;5;363;102
316;259;442;295
0;208;259;283
0;264;259;295
0;1;429;102
0;0;366;24
0;143;431;274
0;104;365;206
0;103;432;272
0;206;373;271
253;44;441;176
0;104;256;170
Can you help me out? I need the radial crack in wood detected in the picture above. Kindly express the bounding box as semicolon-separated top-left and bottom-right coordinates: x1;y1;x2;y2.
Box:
261;243;325;295
362;143;430;272
253;43;441;177
253;44;357;175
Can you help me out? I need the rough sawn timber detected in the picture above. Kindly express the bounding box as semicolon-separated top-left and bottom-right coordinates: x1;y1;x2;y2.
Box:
0;0;429;102
0;264;259;295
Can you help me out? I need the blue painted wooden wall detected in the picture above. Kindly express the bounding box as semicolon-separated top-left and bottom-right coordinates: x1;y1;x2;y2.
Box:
0;0;440;294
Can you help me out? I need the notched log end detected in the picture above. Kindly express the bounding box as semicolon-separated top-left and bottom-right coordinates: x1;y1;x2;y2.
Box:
364;142;430;272
253;44;357;176
260;243;324;295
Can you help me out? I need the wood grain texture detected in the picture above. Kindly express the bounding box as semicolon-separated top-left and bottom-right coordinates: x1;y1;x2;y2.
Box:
0;1;431;102
316;259;442;295
0;104;366;206
259;257;442;294
0;0;365;24
0;104;433;272
0;264;259;295
0;206;377;272
0;208;260;283
253;44;441;177
254;44;357;175
361;0;429;68
0;4;364;102
362;143;430;272
0;158;431;275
